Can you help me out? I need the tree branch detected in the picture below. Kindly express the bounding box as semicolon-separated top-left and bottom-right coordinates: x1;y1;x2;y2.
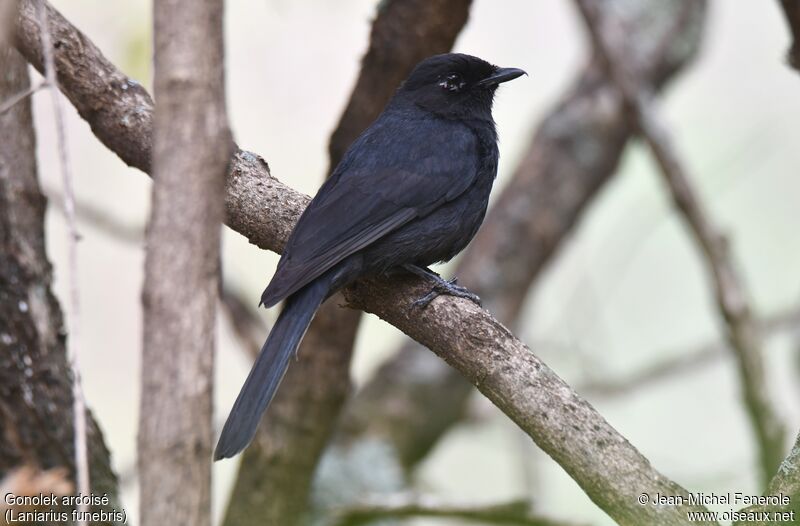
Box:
32;0;90;519
574;0;787;487
13;3;714;523
137;0;232;524
579;305;800;397
0;79;44;115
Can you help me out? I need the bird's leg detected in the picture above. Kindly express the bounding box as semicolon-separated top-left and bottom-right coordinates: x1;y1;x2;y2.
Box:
403;264;482;308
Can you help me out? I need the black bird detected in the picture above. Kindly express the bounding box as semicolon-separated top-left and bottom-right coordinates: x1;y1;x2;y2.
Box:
214;53;525;460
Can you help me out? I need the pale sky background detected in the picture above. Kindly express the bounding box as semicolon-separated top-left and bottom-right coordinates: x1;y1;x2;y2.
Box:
27;1;800;525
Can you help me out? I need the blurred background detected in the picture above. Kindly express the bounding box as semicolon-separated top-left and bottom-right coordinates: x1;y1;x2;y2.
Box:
27;0;800;524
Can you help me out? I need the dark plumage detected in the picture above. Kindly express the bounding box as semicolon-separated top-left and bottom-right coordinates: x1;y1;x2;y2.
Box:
215;53;525;460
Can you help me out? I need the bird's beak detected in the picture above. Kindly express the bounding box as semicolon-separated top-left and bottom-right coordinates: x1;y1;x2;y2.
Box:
477;67;527;87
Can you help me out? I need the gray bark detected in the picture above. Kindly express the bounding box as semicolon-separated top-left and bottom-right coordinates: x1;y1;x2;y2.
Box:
137;0;232;525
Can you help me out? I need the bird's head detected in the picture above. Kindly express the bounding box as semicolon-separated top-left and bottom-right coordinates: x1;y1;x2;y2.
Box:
395;53;526;120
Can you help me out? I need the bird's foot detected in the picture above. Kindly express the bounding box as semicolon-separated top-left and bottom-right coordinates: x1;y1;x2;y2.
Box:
412;276;482;308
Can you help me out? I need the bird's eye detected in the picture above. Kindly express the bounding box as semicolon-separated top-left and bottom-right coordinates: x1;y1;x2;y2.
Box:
438;73;466;93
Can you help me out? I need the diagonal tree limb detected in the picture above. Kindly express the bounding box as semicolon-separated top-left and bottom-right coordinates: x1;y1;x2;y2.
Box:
12;3;716;524
0;45;120;524
574;0;787;488
320;0;707;507
0;79;45;115
222;2;472;524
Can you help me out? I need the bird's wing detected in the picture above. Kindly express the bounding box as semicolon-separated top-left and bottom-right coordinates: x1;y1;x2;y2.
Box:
261;115;481;306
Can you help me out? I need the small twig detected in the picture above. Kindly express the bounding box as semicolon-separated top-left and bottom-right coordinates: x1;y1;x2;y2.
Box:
574;0;786;486
0;80;46;114
327;494;585;526
35;0;89;520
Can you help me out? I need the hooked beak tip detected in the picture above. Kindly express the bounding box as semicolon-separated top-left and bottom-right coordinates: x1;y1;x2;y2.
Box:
479;67;527;87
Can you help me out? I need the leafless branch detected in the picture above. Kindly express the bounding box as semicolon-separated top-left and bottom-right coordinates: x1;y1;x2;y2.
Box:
137;0;233;524
12;3;716;524
0;79;45;115
327;494;586;526
33;0;90;519
43;186;142;242
49;188;267;377
45;188;266;360
219;285;265;359
778;0;800;72
580;305;800;397
574;0;787;487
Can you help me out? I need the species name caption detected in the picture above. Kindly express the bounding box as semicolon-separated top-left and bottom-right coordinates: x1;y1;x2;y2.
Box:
4;492;127;523
637;492;795;523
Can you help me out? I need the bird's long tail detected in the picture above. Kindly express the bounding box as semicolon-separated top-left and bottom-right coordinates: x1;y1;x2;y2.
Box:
214;277;329;460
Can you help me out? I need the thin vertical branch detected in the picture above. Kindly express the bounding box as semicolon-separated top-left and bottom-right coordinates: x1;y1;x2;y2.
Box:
574;0;786;486
34;0;89;520
138;0;233;524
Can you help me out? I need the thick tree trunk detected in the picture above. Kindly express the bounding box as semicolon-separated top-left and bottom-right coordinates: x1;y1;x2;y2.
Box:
0;46;119;523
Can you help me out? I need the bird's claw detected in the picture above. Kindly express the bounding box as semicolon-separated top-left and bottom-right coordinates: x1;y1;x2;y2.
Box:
412;277;482;309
